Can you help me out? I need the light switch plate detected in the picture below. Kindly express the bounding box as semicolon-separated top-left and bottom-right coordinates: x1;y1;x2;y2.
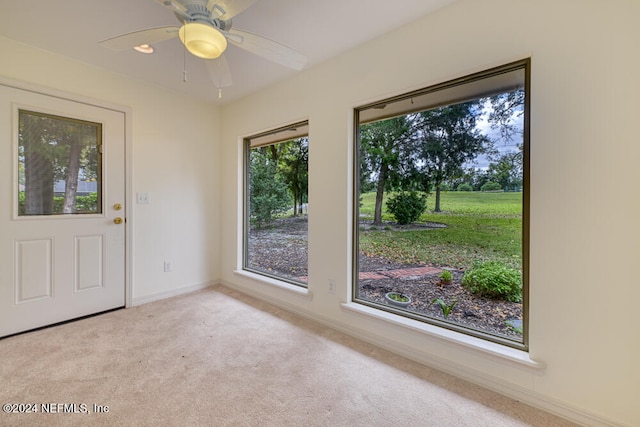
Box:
136;192;150;204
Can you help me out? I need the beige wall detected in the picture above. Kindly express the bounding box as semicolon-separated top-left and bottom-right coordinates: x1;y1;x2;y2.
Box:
0;36;222;303
2;0;639;424
220;0;640;425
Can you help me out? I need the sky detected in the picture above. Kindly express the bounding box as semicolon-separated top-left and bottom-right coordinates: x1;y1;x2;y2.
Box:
469;101;523;170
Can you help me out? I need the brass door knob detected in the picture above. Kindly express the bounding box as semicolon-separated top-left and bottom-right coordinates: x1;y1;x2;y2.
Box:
114;217;123;224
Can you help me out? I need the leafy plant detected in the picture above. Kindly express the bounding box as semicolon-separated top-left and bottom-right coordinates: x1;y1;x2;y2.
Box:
439;270;452;284
457;183;473;192
386;191;427;225
462;260;522;302
430;298;458;318
387;292;410;302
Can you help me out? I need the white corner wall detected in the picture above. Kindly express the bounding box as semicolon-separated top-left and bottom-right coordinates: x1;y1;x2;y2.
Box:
219;1;640;425
0;36;222;305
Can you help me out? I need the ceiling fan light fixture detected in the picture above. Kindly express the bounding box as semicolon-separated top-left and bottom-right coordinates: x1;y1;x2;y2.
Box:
133;44;154;54
179;22;227;59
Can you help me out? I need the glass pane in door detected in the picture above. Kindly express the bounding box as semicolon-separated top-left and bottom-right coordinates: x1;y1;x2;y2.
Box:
18;110;102;215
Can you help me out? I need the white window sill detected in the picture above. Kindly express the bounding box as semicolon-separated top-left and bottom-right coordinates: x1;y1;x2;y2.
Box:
341;301;544;371
233;269;313;299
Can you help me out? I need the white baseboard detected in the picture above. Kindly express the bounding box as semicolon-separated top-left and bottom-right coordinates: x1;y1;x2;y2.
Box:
218;279;624;427
130;281;215;306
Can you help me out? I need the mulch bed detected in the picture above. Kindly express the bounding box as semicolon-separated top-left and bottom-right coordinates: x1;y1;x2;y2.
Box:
247;216;522;341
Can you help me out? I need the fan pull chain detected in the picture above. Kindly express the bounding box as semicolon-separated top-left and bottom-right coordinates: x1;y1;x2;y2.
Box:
182;26;188;82
217;59;223;99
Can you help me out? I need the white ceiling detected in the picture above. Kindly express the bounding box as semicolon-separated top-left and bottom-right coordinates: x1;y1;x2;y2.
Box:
0;0;456;105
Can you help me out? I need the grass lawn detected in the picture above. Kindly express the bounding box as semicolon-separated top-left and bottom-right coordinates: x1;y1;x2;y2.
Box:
358;191;523;269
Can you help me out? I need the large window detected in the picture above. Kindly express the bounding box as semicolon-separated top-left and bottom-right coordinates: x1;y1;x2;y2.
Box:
18;110;102;216
244;121;309;287
354;60;529;348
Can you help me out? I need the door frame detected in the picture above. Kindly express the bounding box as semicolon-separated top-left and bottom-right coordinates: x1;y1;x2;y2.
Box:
1;76;133;309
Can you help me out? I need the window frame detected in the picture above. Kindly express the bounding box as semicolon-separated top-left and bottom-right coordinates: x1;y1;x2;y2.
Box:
242;120;310;288
352;59;530;350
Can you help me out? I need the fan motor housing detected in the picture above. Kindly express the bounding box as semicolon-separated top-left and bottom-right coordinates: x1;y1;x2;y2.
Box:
175;1;232;31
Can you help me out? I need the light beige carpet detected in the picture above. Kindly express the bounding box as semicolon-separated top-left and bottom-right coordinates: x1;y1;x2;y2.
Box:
0;285;576;426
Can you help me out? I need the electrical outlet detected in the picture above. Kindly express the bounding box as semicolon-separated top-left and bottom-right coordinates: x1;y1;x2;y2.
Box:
163;260;173;272
328;279;336;294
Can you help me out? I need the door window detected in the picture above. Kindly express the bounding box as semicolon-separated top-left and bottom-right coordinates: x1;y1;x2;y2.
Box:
18;109;102;216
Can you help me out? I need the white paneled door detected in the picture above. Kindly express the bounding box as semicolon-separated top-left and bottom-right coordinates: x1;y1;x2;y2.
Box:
0;84;126;337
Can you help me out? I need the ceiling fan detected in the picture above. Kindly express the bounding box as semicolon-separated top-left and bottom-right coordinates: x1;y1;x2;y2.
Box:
100;0;307;95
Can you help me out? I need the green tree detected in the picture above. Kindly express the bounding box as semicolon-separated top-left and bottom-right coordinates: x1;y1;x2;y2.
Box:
21;115;51;214
279;138;308;216
413;100;490;212
487;148;523;191
488;89;525;141
485;89;525;192
61;124;98;213
360;116;412;225
249;147;290;228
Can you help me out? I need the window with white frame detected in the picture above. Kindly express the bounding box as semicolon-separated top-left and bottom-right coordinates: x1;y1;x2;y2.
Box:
353;60;529;349
244;121;309;287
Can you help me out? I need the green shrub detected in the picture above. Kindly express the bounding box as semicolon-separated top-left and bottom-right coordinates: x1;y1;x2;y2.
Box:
18;193;98;215
480;181;502;192
386;191;427;225
76;193;98;213
457;183;473;192
462;260;522;302
439;270;452;283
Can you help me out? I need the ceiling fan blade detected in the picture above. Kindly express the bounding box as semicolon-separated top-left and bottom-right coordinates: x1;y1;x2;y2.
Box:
100;26;179;51
205;55;233;89
154;0;189;19
226;29;307;70
207;0;258;20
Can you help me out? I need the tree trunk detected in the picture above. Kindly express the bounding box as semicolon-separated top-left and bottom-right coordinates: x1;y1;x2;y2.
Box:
269;145;278;162
433;164;444;212
63;135;82;214
297;193;304;215
374;162;388;225
292;191;299;217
